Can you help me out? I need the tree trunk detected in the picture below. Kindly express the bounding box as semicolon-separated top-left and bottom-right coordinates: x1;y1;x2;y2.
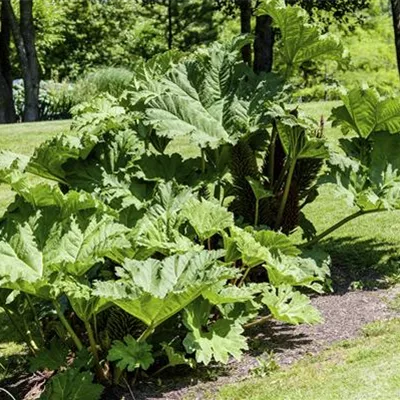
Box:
3;0;40;122
20;0;40;121
167;0;173;49
237;0;252;65
0;2;16;124
391;0;400;77
253;14;274;74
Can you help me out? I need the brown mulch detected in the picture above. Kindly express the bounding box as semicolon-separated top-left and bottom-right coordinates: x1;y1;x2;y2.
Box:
120;285;400;400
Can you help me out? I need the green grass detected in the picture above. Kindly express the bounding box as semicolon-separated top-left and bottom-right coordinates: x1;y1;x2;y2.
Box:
216;318;400;400
0;120;71;154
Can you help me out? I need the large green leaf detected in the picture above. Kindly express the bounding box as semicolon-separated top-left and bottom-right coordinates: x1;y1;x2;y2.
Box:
56;277;110;322
131;182;201;257
183;298;248;365
203;283;257;305
51;129;149;215
256;0;343;77
142;42;262;149
261;285;321;325
0;212;129;297
133;50;183;89
182;198;234;242
137;153;201;184
331;87;400;138
71;95;128;136
0;172;114;218
0;151;29;177
27;133;99;183
326;133;400;212
277;116;328;161
146;88;232;149
94;250;231;328
225;226;273;267
44;216;130;276
253;230;300;257
40;369;103;400
108;336;154;371
23;99;146;216
265;255;328;293
0;221;45;286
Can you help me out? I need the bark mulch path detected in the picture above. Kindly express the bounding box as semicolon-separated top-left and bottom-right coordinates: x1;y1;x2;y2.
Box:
122;285;400;400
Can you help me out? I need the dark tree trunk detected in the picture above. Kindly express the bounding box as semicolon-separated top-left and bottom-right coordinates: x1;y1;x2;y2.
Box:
20;0;40;121
0;2;16;124
237;0;252;65
392;0;400;77
253;14;274;74
167;0;173;49
3;0;40;122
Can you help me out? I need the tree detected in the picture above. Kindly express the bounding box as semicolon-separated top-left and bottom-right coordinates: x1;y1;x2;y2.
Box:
0;2;16;124
3;0;40;122
140;0;219;53
253;13;274;73
39;0;140;79
237;0;252;65
31;0;220;80
391;0;400;76
295;0;371;21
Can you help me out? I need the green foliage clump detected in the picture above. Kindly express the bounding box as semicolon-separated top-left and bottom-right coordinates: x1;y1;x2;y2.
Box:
4;0;400;396
73;67;134;105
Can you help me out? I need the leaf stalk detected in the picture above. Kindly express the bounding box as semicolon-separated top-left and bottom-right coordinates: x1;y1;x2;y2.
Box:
244;315;272;329
303;208;387;248
275;158;297;229
52;300;83;351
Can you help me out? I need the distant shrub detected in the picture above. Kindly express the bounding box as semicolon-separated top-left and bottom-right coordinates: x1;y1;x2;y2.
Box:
12;67;134;122
292;84;340;103
13;79;75;121
73;67;134;104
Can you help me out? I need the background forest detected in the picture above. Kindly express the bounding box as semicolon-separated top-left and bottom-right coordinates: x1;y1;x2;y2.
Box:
0;0;398;123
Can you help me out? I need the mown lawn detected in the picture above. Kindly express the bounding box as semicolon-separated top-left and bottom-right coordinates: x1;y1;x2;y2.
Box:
0;119;71;154
216;318;400;400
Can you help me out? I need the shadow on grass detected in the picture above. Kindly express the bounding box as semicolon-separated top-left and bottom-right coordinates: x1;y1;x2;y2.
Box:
317;235;400;293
